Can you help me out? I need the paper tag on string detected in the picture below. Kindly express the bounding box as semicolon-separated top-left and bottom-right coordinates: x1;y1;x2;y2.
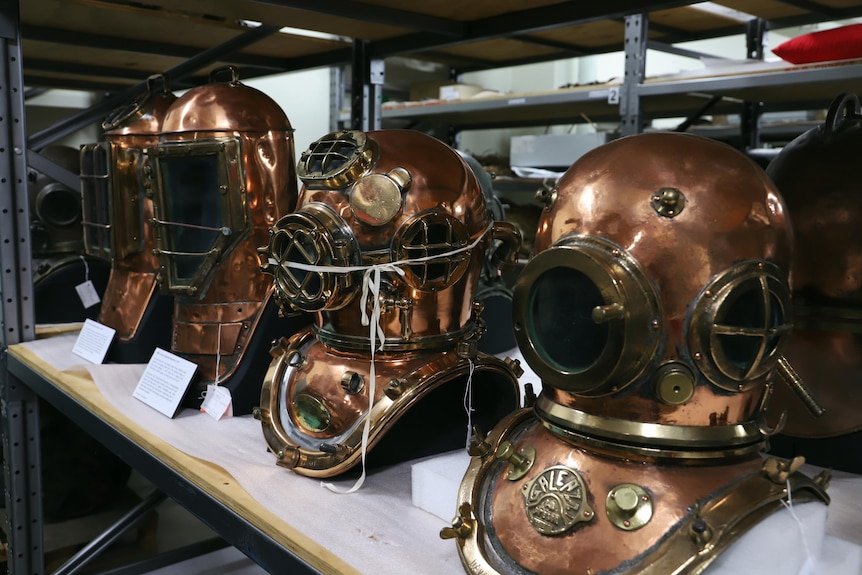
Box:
75;280;101;309
201;384;233;420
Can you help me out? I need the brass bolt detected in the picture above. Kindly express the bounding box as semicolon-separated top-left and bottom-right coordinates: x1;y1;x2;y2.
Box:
592;303;625;324
440;503;474;540
385;378;406;399
495;441;535;481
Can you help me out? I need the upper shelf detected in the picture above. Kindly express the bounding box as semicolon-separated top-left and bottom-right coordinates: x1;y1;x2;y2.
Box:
381;58;862;130
19;0;862;92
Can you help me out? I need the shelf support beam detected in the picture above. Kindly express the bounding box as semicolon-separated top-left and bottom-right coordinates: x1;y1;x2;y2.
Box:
26;23;281;151
620;13;648;136
0;2;43;574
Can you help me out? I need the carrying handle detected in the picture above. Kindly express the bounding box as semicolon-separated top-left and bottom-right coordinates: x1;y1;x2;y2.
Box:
209;65;240;85
824;92;862;138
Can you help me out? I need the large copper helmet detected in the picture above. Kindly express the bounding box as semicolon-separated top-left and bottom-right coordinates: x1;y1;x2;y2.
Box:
766;93;862;472
442;132;830;575
146;67;306;415
30;144;111;323
80;75;176;362
458;149;517;356
255;129;523;477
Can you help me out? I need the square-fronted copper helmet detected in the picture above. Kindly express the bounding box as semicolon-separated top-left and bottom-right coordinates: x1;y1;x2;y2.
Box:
79;74;176;362
29;144;111;324
443;132;829;575
146;67;306;414
255;129;523;477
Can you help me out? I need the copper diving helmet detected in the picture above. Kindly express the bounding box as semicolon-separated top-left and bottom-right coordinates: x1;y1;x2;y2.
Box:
146;67;307;415
255;129;524;477
30;144;111;324
80;74;176;362
443;132;830;575
765;92;862;473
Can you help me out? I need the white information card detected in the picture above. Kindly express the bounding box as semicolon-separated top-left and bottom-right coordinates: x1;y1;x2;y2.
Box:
132;348;197;418
72;319;116;364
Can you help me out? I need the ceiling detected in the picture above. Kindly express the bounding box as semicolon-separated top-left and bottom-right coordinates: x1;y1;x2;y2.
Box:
19;0;862;93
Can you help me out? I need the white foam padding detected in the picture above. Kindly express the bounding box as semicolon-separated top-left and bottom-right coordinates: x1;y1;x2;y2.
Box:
411;450;470;522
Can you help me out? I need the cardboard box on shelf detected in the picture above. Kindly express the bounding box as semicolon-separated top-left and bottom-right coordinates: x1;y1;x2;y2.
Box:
438;83;484;101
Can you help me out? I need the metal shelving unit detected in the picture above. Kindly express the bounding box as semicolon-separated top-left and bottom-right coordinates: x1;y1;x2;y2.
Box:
2;1;862;574
6;351;319;575
380;13;862;141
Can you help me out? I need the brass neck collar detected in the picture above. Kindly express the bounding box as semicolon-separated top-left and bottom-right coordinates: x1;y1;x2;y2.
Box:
534;394;765;460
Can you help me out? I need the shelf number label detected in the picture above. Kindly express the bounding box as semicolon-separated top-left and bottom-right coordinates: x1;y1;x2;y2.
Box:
608;87;620;105
508;97;526;105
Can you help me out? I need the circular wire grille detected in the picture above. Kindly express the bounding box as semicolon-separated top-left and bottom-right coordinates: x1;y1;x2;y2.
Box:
393;211;471;291
267;204;359;312
297;130;376;189
689;261;791;391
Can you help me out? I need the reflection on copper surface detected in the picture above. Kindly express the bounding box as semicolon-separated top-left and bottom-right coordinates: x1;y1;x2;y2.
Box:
765;93;862;439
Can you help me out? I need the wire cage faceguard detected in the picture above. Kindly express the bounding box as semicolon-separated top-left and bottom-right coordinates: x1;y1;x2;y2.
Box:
148;137;249;297
80;142;146;261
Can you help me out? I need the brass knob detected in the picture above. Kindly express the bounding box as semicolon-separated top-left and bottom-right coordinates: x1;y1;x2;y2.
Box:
651;187;686;218
535;186;559;210
467;426;492;458
592;303;625;323
340;371;365;395
495;441;535;481
606;483;653;531
655;362;695;405
252;407;270;423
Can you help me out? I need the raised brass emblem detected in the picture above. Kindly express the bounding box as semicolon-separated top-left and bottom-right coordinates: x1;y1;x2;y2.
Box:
521;465;593;535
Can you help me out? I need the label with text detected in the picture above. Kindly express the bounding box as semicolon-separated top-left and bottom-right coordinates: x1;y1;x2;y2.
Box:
72;319;116;364
133;348;197;418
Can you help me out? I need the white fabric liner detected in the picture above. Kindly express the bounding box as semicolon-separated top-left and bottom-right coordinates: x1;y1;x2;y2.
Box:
20;331;862;574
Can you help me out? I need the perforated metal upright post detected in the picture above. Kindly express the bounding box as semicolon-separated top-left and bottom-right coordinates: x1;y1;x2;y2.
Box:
620;13;648;136
350;39;384;131
330;65;344;132
0;1;42;573
742;18;766;150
